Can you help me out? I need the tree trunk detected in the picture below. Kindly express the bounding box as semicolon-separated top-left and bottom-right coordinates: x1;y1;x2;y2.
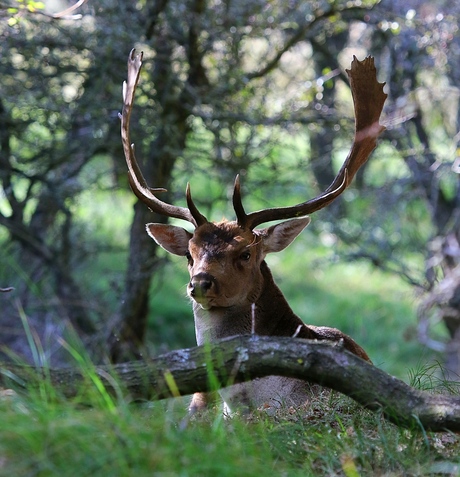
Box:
107;202;163;362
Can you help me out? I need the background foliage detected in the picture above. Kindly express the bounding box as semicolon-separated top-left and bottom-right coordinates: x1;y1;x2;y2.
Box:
0;0;459;380
1;1;460;475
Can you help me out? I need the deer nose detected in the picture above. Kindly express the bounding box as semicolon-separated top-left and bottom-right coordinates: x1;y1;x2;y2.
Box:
189;273;215;298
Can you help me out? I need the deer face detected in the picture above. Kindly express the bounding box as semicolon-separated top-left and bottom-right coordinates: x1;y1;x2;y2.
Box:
147;218;310;310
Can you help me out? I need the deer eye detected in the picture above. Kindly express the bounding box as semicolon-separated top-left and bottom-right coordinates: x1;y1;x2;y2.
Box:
239;251;251;261
185;251;193;264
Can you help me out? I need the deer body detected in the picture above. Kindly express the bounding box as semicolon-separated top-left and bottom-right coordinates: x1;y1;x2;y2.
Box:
120;51;387;414
148;219;371;413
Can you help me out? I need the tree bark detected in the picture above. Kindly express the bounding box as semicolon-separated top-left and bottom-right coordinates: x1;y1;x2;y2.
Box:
2;336;460;432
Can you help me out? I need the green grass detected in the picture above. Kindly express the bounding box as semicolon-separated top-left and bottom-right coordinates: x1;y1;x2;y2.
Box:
1;377;459;476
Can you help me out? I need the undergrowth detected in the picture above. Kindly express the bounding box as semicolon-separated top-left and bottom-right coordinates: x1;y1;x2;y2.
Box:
1;251;459;475
1;361;460;476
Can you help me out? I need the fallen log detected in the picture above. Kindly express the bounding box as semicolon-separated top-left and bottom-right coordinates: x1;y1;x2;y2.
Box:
1;335;460;431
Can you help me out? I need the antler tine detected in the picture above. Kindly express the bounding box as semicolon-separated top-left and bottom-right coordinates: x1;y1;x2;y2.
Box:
232;175;249;228
120;49;205;228
238;56;387;231
186;183;208;226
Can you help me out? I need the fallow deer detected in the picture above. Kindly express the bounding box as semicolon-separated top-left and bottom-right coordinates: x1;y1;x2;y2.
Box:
120;50;387;414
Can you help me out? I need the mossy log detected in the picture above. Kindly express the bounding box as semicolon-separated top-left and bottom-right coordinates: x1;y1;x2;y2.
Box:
1;335;460;432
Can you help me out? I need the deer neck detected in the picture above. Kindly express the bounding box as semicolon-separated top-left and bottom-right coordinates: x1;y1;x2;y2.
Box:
193;260;302;345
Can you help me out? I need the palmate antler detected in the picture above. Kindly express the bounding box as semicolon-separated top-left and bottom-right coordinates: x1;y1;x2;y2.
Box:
120;51;387;230
233;56;387;229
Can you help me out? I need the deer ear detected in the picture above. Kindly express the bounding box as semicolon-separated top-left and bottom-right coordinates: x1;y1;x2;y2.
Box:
146;223;192;256
262;217;311;254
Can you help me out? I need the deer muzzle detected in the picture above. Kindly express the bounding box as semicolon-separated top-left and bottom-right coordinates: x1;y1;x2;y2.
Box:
188;272;216;306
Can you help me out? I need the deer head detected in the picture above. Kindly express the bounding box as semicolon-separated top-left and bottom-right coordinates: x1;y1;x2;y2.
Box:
119;49;387;319
147;217;311;312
